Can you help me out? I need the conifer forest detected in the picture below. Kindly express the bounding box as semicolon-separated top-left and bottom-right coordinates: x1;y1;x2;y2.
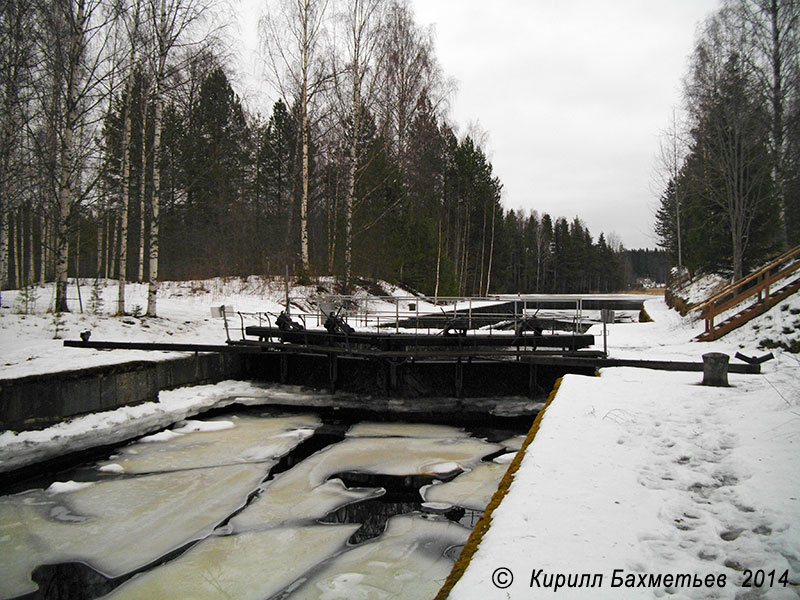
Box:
654;0;800;280
11;0;798;316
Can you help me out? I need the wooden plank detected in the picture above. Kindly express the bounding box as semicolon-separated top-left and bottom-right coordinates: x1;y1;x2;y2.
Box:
244;326;595;350
63;339;761;374
697;276;800;341
694;244;800;313
63;340;263;353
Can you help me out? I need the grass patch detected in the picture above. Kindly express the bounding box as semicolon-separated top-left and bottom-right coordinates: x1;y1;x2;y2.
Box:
760;337;800;353
639;305;653;323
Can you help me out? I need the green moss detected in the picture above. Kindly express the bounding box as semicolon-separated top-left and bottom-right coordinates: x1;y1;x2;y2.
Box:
638;304;653;323
434;377;567;600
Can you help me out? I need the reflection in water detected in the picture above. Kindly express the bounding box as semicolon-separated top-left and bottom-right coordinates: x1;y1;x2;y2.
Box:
319;499;485;546
30;563;118;600
442;506;484;529
331;470;458;501
320;498;423;544
281;514;472;600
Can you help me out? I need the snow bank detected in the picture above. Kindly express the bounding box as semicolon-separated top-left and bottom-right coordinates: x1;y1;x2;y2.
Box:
449;291;800;599
46;480;95;494
0;380;286;473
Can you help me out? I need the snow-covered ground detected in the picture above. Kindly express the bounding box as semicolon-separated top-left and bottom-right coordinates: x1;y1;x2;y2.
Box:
0;277;514;381
449;296;800;599
0;278;286;380
1;276;798;598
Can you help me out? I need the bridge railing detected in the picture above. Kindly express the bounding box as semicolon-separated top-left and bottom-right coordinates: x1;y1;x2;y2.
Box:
218;295;640;342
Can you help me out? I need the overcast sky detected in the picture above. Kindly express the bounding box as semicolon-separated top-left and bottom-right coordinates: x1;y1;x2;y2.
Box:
236;0;721;249
409;0;721;249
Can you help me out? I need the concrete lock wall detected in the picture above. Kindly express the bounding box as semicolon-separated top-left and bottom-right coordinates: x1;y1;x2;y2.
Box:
0;353;245;432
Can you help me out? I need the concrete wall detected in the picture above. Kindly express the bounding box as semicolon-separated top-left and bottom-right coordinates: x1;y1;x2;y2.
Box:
0;353;244;432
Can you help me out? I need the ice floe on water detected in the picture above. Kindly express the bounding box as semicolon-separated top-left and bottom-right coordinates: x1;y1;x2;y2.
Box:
171;419;236;433
1;414;516;600
345;422;472;439
46;480;96;494
0;464;267;598
137;429;184;443
493;451;516;464
97;414;320;474
286;514;470;599
105;524;362;600
231;423;501;533
423;463;511;511
97;463;125;473
500;434;526;451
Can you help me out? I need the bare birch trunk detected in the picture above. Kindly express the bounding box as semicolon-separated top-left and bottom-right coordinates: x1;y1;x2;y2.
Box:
75;226;80;282
117;73;134;314
299;57;310;275
54;132;73;313
11;213;18;287
478;204;486;296
138;84;147;282
344;57;360;290
0;211;8;292
0;216;9;298
485;205;496;296
327;176;338;274
434;220;442;302
104;211;110;280
769;0;788;248
96;210;103;278
147;80;162;317
109;214;118;281
53;0;85;313
27;205;34;284
39;214;46;285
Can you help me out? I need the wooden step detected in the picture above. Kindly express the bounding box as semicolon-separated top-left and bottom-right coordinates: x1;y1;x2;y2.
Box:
696;276;800;341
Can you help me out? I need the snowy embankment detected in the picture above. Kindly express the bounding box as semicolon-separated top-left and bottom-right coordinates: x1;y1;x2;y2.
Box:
0;276;406;471
0;380;331;473
0;276;411;380
447;296;799;599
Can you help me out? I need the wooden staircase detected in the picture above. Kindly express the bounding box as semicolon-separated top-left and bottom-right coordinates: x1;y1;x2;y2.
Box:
694;244;800;342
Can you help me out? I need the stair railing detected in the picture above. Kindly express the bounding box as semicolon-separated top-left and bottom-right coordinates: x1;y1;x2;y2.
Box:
694;244;800;336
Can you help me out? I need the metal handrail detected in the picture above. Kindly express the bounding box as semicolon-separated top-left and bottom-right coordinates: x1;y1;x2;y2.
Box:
228;300;609;344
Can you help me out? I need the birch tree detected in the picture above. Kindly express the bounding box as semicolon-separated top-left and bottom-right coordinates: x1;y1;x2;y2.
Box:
116;0;147;314
0;0;35;296
261;0;330;277
335;0;385;287
145;0;213;316
654;108;688;273
36;0;116;312
685;9;776;279
376;1;451;177
736;0;800;249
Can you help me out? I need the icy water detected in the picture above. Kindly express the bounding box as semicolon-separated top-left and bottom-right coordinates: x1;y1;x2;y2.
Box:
0;407;527;600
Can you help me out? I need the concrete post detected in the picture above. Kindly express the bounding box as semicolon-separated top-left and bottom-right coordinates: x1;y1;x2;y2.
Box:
702;352;729;386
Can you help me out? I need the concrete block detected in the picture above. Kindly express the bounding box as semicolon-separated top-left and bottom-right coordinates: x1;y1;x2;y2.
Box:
702;352;729;387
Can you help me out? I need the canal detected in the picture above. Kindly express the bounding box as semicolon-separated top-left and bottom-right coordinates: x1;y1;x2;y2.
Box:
1;400;530;600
